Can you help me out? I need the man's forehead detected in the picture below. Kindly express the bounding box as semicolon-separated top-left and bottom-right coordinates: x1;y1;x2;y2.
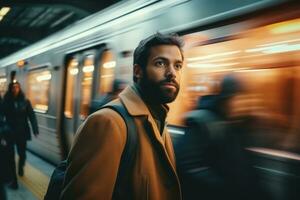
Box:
149;45;183;60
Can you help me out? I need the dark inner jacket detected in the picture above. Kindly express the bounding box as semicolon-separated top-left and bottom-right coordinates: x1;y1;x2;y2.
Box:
3;94;38;141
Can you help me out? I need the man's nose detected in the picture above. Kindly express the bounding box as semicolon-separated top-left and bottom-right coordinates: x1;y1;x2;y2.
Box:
165;65;176;79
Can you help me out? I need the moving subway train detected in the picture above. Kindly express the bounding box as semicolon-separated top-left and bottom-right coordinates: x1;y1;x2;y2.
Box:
0;0;299;199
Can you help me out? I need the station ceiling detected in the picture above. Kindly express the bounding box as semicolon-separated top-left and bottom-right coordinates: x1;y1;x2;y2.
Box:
0;0;122;59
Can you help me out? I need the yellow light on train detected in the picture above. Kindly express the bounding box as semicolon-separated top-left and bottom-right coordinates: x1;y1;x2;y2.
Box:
84;77;92;81
263;43;300;54
246;43;300;54
36;74;52;82
69;68;78;75
70;60;79;67
103;61;116;68
187;62;239;68
259;38;300;47
17;60;26;68
0;78;7;83
34;104;48;112
82;65;94;73
270;18;300;34
0;7;10;16
187;51;240;62
101;74;114;78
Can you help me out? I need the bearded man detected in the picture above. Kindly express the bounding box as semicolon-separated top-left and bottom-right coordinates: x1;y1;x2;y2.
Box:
60;33;184;200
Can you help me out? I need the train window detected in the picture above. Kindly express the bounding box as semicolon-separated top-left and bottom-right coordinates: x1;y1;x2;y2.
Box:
0;77;7;97
98;50;116;95
169;18;300;126
64;58;79;118
27;69;51;113
168;17;300;151
79;54;94;119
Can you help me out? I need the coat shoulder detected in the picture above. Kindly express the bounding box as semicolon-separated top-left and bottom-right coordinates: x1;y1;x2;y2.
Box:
88;107;126;126
72;108;127;145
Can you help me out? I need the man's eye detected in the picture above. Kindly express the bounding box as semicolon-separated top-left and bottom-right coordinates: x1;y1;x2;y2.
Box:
155;61;166;67
174;63;182;70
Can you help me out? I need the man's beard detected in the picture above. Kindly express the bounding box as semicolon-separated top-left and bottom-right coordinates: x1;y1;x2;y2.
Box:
139;74;180;104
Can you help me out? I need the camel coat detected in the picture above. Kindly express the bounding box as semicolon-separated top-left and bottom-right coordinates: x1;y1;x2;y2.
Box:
60;86;182;200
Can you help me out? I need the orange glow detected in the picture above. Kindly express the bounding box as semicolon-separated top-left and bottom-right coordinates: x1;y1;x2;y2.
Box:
269;18;300;34
168;16;300;127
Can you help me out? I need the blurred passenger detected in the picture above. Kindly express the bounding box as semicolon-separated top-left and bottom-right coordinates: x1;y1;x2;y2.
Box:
60;33;184;200
89;79;127;114
2;82;39;189
178;75;267;200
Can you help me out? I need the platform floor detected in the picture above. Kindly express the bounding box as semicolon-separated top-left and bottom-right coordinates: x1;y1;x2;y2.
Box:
5;151;55;200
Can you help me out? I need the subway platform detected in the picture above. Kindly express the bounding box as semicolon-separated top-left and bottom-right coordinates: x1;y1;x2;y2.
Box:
5;151;55;200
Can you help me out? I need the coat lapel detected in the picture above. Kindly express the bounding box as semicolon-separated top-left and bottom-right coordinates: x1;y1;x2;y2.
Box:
119;86;178;180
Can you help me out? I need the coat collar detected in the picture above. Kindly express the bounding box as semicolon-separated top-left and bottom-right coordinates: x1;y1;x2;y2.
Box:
119;85;169;117
119;85;180;189
119;85;167;147
119;85;149;116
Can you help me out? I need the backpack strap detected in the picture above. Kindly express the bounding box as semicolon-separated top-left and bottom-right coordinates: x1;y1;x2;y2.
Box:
102;103;138;200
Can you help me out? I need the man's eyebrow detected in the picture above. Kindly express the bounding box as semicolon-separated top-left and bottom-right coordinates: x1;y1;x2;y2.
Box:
152;56;168;61
152;57;183;63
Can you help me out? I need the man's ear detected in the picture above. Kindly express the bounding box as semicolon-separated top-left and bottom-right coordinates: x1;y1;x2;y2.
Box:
134;64;143;80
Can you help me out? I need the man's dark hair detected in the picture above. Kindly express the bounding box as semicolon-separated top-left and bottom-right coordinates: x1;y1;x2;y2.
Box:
133;32;184;82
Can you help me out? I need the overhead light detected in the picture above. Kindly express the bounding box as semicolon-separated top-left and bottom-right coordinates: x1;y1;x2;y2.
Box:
17;60;27;68
0;7;10;16
0;16;3;21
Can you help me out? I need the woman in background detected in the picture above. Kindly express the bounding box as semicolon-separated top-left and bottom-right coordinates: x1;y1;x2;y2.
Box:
3;82;39;189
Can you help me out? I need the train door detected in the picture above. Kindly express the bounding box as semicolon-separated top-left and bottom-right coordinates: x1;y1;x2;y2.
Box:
95;49;117;99
63;52;96;145
62;47;117;148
